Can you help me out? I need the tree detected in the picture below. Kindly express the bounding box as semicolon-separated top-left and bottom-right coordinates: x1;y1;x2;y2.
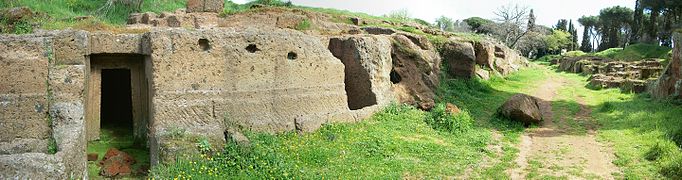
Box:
452;20;473;33
580;26;593;52
568;20;578;50
578;16;600;52
385;9;411;21
528;9;536;31
630;0;644;43
463;17;493;33
597;6;633;51
545;30;572;53
492;4;530;48
435;16;454;31
641;0;664;42
555;19;568;31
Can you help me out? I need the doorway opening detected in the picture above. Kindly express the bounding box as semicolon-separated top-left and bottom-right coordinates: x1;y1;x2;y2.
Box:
86;54;150;178
101;69;133;132
328;39;378;110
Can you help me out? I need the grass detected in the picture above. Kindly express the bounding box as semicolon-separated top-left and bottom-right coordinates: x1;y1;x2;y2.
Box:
594;43;672;61
1;0;186;31
548;69;682;179
151;65;551;178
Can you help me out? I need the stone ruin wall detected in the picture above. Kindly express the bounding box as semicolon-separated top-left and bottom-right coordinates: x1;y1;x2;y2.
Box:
0;6;530;178
0;28;406;178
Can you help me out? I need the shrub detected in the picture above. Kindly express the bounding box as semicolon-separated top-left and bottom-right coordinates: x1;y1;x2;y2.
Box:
535;54;561;62
564;51;586;57
599;102;615;112
425;103;474;133
196;137;212;154
295;19;311;31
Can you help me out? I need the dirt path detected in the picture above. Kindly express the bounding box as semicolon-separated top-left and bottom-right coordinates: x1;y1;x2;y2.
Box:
510;76;619;179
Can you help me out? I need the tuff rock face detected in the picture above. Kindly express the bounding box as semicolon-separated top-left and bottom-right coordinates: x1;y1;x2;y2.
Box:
391;33;442;110
0;5;531;179
441;37;529;80
651;33;682;99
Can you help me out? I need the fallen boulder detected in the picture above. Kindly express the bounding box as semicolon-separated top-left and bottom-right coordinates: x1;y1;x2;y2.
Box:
497;94;543;125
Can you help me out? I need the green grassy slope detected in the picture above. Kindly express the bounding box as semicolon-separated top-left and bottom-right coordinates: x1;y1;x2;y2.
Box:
594;43;672;61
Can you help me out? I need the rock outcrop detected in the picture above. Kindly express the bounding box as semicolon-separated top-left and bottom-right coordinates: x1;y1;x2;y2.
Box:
186;0;224;13
390;33;441;110
651;33;682;99
442;41;477;78
497;94;543;125
0;4;532;179
442;38;528;80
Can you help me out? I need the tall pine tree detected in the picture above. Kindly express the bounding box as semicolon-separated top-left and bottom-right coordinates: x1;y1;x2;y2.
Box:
568;20;578;51
528;9;536;32
630;0;644;44
555;19;568;31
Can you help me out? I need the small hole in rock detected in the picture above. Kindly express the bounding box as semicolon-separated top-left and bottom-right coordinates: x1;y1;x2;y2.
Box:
198;39;210;51
390;69;402;84
246;44;260;53
287;52;298;60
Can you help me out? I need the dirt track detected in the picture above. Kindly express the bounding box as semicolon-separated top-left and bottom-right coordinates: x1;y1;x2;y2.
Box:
510;76;619;179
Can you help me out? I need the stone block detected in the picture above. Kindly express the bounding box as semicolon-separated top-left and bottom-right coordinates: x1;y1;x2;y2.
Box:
53;31;88;65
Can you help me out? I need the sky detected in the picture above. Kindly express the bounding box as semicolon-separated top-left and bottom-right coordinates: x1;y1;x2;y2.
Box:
233;0;635;33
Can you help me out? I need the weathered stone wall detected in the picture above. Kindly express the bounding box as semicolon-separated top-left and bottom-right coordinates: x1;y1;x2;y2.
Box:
145;27;359;163
328;35;394;110
651;33;682;99
442;37;529;80
0;19;530;178
0;31;87;179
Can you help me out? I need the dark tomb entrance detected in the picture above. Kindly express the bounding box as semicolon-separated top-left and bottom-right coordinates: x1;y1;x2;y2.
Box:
86;54;150;178
101;69;134;131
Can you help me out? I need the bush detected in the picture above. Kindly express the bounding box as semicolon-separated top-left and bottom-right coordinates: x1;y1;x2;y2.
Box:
599;101;615;112
535;54;561;62
424;103;474;133
295;19;311;31
564;51;586;57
